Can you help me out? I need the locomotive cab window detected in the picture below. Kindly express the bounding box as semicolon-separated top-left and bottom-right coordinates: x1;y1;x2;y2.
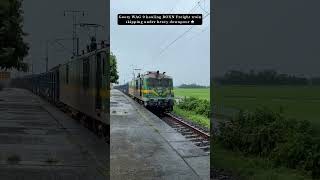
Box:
147;78;172;87
161;78;172;87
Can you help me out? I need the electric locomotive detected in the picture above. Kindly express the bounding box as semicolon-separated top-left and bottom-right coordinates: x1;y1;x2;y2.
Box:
128;71;174;112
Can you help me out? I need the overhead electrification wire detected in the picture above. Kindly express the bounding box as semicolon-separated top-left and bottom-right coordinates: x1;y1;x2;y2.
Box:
188;25;209;41
198;0;209;14
155;0;209;57
49;38;74;55
157;0;201;51
158;12;210;56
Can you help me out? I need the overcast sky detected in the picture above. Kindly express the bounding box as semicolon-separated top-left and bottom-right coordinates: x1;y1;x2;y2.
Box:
19;1;320;81
22;0;108;74
111;0;210;86
214;0;320;77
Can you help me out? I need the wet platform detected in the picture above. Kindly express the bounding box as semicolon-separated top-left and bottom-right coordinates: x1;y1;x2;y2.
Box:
0;88;108;180
110;89;209;180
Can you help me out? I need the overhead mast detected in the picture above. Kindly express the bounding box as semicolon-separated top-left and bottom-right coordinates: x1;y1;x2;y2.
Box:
63;10;87;57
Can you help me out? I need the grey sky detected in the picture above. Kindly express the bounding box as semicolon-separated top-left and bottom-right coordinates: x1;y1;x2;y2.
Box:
22;0;108;74
214;0;320;77
111;0;210;86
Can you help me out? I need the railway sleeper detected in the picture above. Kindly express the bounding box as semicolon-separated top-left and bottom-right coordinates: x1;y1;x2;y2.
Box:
189;138;204;142
177;128;191;133
181;131;193;135
185;134;199;139
201;141;210;145
197;142;210;147
199;146;210;152
178;128;192;132
171;124;180;127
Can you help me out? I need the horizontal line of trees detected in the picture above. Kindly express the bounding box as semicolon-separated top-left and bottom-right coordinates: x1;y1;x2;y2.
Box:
178;83;209;88
214;70;320;85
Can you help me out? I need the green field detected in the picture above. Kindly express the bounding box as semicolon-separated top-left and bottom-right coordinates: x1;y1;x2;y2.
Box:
175;86;320;128
213;85;320;130
174;88;210;100
173;88;210;128
212;143;312;180
176;86;320;179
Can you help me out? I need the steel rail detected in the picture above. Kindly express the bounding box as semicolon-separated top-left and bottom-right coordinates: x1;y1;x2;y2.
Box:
164;113;210;139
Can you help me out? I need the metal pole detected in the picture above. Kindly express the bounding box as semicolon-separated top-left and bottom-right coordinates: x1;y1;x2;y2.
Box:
46;40;49;72
64;10;86;57
77;37;79;56
73;15;76;56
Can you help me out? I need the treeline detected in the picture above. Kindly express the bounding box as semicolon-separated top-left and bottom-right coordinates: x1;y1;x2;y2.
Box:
178;83;209;88
215;70;320;85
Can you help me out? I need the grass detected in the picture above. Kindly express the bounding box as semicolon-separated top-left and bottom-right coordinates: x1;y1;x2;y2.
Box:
174;85;320;179
213;142;313;180
173;87;210;128
173;106;210;128
212;85;320;131
174;88;210;100
174;85;320;132
211;85;320;179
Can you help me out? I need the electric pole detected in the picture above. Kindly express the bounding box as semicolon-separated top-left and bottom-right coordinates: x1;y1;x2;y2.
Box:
133;68;141;79
63;10;87;57
46;40;49;72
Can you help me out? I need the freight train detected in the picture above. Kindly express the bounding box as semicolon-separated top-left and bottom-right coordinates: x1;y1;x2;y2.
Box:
11;42;110;141
117;71;174;112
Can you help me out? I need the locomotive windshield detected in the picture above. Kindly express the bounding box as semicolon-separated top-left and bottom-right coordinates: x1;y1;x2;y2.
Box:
147;78;172;87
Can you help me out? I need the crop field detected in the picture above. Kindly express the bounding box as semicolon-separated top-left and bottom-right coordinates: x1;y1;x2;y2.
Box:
174;86;320;127
174;88;210;100
212;85;320;130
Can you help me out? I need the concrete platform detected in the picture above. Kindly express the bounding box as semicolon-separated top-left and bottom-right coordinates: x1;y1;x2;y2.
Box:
0;88;108;180
110;89;209;180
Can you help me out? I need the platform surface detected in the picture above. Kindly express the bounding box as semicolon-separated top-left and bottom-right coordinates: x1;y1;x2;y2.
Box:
110;89;209;180
0;88;108;180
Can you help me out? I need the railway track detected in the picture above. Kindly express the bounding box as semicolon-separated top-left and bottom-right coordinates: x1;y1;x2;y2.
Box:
116;88;210;153
161;113;210;153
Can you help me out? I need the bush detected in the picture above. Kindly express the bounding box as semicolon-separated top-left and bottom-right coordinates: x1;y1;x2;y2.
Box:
176;97;210;118
218;107;320;179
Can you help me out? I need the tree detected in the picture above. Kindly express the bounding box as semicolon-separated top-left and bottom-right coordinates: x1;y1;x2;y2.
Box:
178;83;208;88
110;52;119;84
0;0;29;71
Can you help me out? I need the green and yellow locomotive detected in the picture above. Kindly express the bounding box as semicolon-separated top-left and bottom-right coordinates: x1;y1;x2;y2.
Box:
128;71;174;112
